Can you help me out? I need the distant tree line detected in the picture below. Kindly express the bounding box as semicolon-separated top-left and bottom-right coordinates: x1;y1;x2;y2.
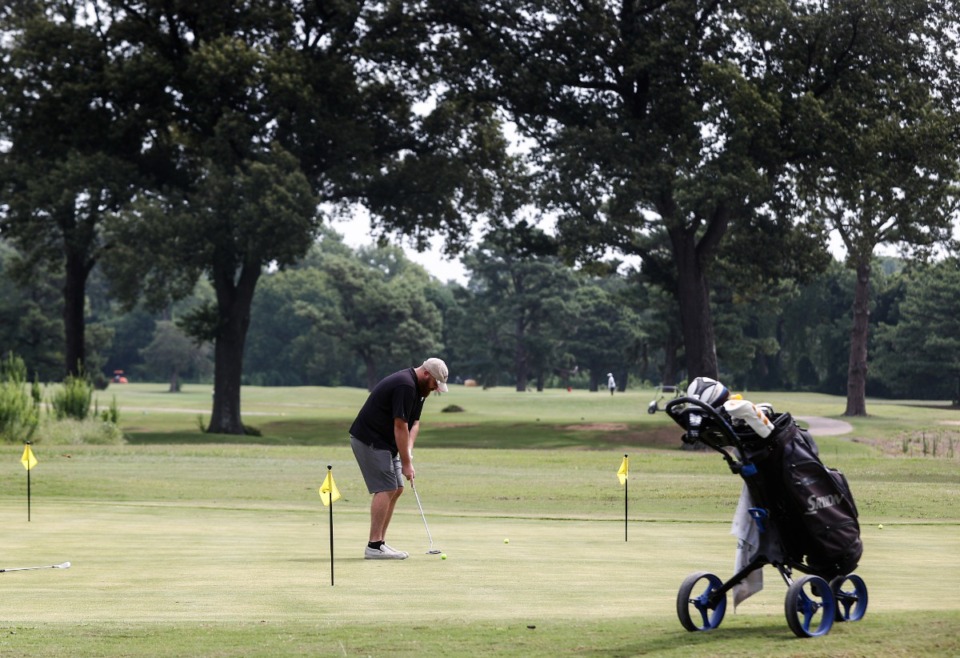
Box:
2;2;959;433
3;229;958;404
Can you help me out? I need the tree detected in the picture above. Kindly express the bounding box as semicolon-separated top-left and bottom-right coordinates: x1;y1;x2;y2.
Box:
246;266;340;387
874;259;960;405
140;321;213;393
429;0;827;382
781;1;960;415
298;245;444;390
0;241;63;381
248;232;360;387
461;223;580;391
0;3;150;378
94;1;511;433
566;280;646;392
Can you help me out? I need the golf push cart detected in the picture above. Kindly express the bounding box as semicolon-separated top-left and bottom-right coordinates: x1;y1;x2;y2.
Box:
646;384;682;414
664;382;867;638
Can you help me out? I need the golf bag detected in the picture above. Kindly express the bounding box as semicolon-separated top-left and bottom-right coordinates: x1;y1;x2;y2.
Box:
738;412;862;579
667;394;868;637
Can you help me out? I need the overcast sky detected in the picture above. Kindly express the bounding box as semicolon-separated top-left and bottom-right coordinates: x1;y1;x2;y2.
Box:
331;211;472;285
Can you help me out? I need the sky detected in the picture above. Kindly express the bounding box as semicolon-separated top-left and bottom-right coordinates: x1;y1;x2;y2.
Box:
331;211;473;285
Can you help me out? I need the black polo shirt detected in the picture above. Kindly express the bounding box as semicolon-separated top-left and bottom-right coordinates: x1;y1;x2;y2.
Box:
349;368;425;455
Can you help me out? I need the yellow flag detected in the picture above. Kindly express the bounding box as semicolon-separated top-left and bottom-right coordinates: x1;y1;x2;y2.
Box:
617;455;629;485
319;470;341;506
20;444;38;471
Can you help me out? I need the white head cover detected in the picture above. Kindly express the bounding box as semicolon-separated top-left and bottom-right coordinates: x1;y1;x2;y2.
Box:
686;376;729;407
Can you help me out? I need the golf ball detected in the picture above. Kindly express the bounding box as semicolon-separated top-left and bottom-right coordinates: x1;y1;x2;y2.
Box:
440;553;447;559
504;538;509;544
878;524;884;529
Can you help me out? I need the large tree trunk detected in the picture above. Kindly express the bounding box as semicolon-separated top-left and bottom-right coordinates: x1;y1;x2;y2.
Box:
844;258;871;416
514;315;528;392
63;247;91;378
670;227;719;381
363;355;378;391
589;368;599;392
208;264;260;434
662;329;680;385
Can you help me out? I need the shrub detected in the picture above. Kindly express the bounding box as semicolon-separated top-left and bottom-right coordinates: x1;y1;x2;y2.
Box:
39;418;125;445
93;395;120;425
50;372;94;421
0;353;40;444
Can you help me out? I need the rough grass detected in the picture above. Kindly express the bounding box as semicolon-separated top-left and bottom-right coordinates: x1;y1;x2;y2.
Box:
0;383;957;656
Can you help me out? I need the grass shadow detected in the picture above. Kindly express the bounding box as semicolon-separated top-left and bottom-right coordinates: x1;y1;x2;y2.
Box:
124;421;688;450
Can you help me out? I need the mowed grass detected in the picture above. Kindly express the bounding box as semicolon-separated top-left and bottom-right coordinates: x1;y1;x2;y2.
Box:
0;383;958;656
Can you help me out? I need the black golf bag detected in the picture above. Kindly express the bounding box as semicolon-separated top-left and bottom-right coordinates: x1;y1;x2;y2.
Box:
737;411;862;579
666;396;868;637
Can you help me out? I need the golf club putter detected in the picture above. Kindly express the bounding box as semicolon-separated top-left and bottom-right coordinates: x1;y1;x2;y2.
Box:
0;561;71;573
411;480;442;554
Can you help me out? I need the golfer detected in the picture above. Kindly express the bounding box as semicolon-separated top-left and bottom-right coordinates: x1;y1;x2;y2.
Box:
607;372;616;396
350;358;449;559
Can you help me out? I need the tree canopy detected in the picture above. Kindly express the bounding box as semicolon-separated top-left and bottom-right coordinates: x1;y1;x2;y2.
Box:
2;0;959;416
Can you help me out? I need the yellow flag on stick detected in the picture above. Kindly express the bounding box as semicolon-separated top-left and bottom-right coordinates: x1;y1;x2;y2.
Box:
319;470;341;506
617;455;629;485
20;444;38;471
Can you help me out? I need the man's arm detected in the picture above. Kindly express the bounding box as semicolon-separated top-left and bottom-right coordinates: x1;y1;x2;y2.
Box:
395;418;415;481
409;419;421;449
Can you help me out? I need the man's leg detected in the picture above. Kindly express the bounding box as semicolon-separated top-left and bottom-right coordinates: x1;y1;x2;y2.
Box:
352;437;408;558
369;488;403;542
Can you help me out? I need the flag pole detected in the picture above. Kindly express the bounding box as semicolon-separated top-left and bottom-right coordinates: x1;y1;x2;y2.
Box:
623;453;628;542
27;455;31;522
327;464;334;586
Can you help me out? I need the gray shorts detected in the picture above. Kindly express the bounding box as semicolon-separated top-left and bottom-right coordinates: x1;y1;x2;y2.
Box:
351;436;404;494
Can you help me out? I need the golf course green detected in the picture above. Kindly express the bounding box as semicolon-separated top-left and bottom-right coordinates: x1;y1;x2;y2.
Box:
1;384;957;656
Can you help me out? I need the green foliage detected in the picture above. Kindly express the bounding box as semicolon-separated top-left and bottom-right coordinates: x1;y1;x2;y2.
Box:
0;242;65;381
50;371;94;421
874;259;960;403
39;417;125;445
99;396;120;424
0;8;146;377
140;321;213;392
4;0;960;408
295;244;445;389
0;352;40;443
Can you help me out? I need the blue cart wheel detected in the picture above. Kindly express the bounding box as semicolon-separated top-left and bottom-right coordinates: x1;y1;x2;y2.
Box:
785;575;836;637
830;574;868;622
677;571;727;632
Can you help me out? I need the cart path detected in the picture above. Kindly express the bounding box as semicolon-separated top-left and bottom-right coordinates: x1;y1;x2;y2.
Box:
795;416;853;436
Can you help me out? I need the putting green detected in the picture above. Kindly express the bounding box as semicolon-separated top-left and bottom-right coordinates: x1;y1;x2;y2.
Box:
1;501;956;625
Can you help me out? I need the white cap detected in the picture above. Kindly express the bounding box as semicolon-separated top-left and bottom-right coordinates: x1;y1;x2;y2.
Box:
421;358;449;392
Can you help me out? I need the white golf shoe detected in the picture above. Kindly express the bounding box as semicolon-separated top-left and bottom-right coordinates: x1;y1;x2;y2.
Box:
364;543;408;560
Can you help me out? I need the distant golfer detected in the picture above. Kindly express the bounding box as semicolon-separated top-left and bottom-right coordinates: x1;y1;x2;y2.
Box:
607;372;616;396
349;358;449;560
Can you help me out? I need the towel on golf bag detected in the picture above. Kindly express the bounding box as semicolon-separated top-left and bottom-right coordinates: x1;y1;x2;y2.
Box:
730;483;763;609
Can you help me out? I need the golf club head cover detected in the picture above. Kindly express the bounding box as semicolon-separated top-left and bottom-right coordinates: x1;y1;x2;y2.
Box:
723;399;773;438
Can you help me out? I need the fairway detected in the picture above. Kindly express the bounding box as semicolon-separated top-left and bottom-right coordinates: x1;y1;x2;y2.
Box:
1;384;958;656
